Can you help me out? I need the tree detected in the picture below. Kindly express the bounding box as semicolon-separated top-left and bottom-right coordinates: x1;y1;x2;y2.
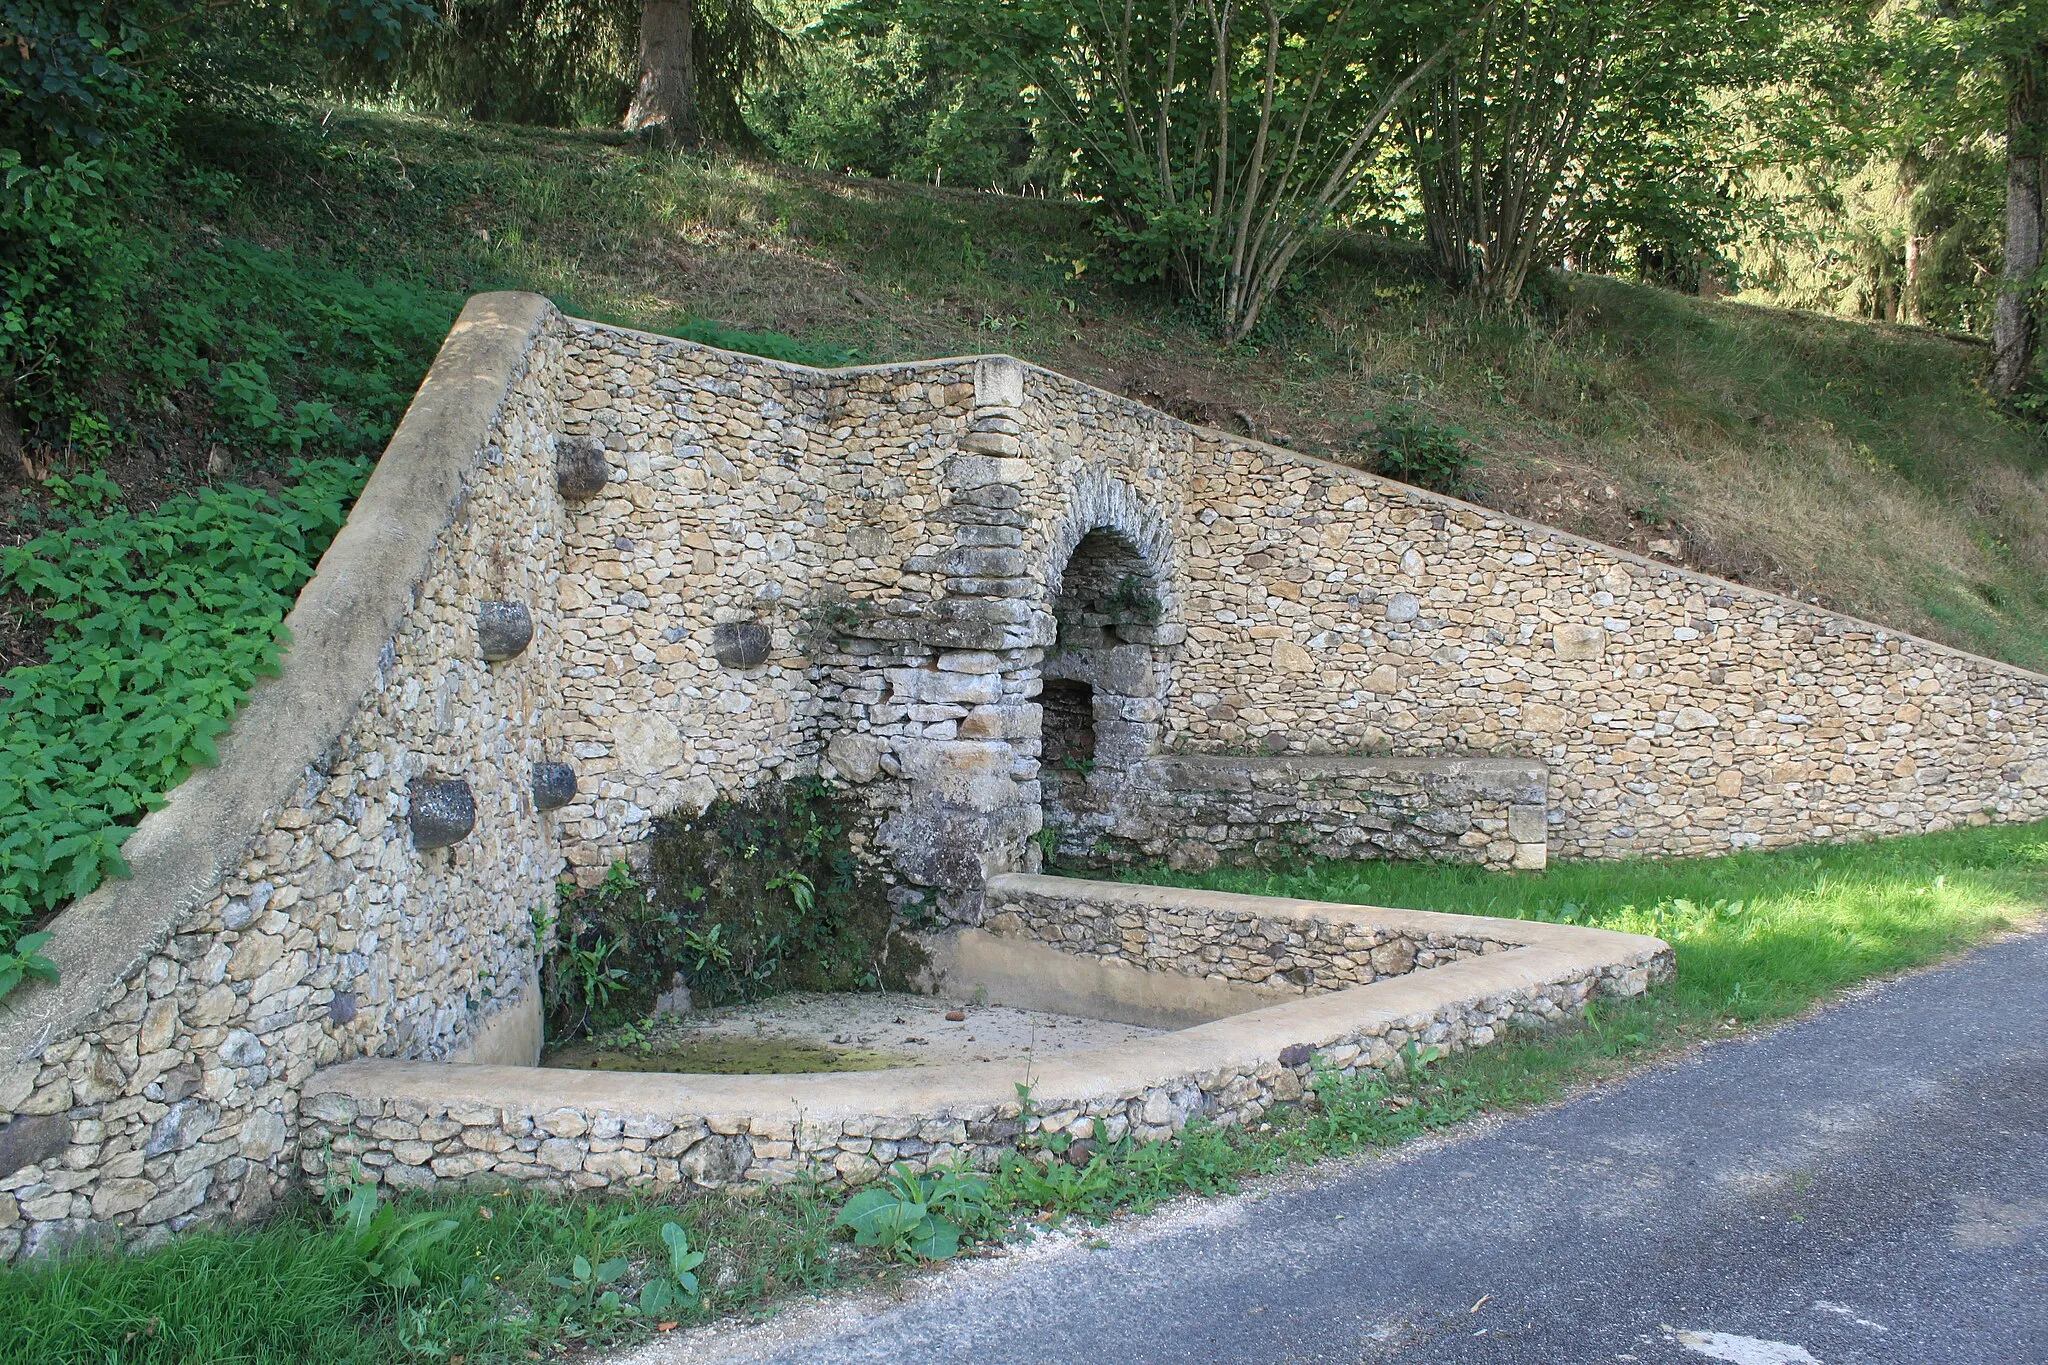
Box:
338;0;782;139
1989;29;2046;396
860;0;1494;340
627;0;699;142
1398;0;1794;306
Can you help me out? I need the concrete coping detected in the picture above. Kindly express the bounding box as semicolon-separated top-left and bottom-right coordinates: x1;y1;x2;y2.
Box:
0;292;557;1066
305;878;1669;1130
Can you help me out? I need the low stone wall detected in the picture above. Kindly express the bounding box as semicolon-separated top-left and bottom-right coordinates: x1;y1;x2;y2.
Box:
984;874;1522;992
298;876;1670;1195
1051;755;1548;872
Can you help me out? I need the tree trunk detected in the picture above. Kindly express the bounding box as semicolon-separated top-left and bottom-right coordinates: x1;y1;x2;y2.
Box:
1989;48;2045;397
625;0;698;145
1903;232;1924;325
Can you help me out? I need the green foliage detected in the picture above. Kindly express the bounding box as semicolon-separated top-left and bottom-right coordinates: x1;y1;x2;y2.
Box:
750;0;1047;190
0;1182;838;1364
1354;404;1479;496
643;778;925;1008
0;930;59;1003
1103;573;1164;625
834;1165;989;1261
1140;819;2048;1024
635;1222;707;1319
337;0;786;140
543;782;925;1035
0;457;369;953
329;1177;460;1292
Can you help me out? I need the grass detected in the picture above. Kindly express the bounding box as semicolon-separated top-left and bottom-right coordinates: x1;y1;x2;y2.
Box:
1126;819;2048;1026
5;822;2041;1363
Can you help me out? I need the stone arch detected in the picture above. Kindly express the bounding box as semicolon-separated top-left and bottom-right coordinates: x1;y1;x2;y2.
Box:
1040;468;1179;623
1036;472;1183;860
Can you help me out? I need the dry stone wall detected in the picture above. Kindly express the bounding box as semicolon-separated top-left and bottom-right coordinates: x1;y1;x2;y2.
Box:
298;878;1671;1196
6;289;2045;1262
997;369;2048;862
1050;754;1548;872
984;876;1523;992
0;297;570;1262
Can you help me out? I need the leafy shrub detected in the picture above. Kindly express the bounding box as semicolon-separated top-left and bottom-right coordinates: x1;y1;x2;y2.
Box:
544;780;925;1034
1354;405;1481;497
0;458;368;952
328;1176;458;1292
138;238;461;456
834;1165;989;1262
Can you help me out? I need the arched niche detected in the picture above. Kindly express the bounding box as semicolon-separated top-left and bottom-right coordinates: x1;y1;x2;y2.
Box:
1041;525;1175;857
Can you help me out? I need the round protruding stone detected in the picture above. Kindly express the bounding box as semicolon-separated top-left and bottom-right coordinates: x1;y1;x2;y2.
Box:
477;600;533;662
711;620;772;668
533;762;577;811
556;437;612;500
409;778;475;850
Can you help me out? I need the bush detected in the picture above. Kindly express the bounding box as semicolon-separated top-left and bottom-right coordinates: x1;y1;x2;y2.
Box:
0;459;368;952
1354;405;1481;497
544;780;925;1036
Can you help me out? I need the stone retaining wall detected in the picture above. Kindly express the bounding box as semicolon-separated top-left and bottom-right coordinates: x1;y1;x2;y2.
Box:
0;296;568;1262
298;877;1671;1195
1049;755;1549;872
6;289;2045;1261
984;874;1523;992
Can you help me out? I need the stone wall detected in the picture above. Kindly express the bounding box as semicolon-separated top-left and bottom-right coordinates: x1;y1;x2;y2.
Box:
1049;755;1548;872
984;874;1523;992
6;289;2046;1261
298;877;1671;1195
0;296;571;1261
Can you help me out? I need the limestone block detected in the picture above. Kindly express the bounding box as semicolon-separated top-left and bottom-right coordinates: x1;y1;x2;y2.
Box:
1274;641;1315;673
825;734;885;783
612;712;687;772
1507;804;1546;844
1552;624;1607;661
1521;701;1565;731
1361;665;1400;694
0;1115;71;1181
943;455;1028;489
973;357;1025;408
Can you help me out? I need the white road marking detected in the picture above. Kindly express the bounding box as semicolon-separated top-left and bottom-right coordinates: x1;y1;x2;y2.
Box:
1667;1327;1823;1364
1812;1300;1888;1333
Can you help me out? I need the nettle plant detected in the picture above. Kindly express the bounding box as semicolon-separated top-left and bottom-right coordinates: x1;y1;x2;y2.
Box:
0;458;368;960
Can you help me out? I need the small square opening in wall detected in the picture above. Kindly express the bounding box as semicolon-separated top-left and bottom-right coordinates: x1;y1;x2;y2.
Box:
1042;678;1097;768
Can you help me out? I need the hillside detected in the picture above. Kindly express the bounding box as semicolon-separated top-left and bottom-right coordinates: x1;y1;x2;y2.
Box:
184;110;2048;654
2;101;2046;949
15;104;2048;665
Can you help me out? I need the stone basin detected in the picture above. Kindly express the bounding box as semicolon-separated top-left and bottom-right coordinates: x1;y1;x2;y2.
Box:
298;875;1671;1194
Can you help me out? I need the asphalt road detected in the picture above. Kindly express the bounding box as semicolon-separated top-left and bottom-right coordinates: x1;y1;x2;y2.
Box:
636;931;2048;1365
